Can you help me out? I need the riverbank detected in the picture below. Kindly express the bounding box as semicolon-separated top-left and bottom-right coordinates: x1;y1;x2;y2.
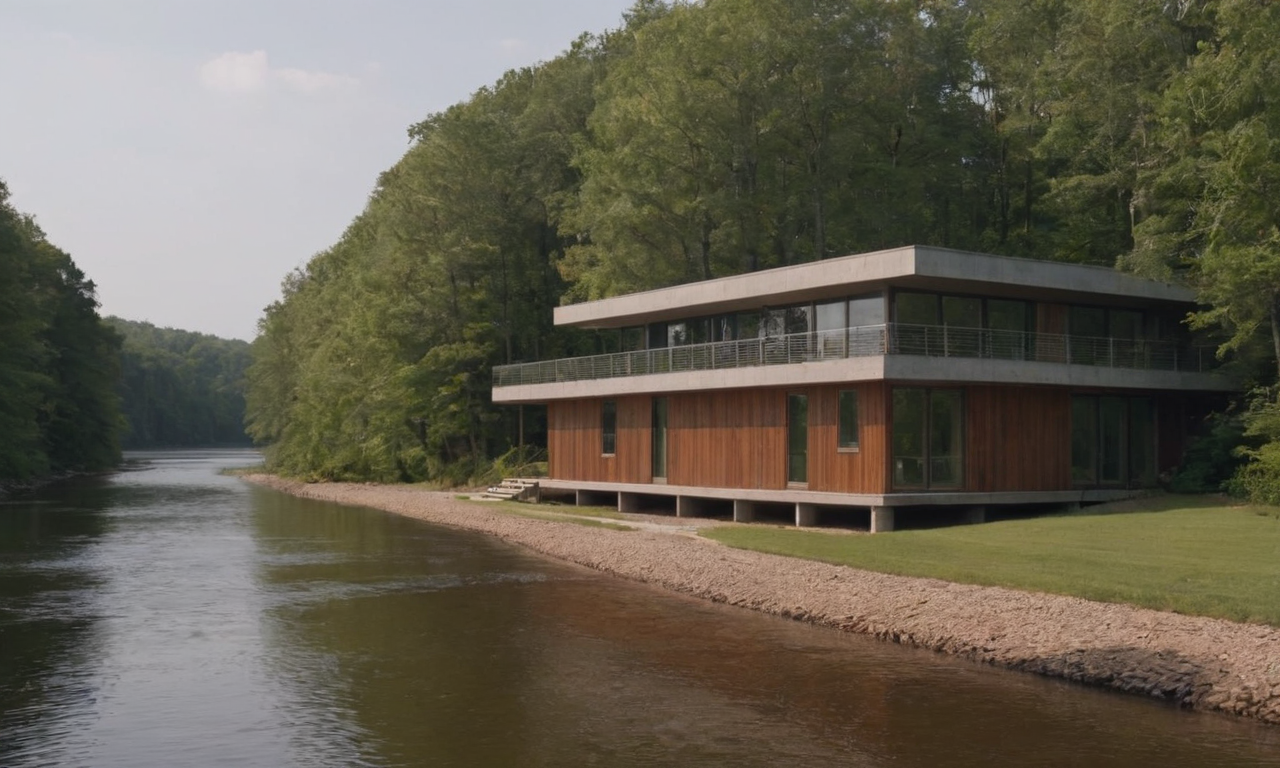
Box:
242;474;1280;725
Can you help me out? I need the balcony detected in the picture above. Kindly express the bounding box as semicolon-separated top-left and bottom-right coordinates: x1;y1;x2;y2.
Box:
493;324;1218;388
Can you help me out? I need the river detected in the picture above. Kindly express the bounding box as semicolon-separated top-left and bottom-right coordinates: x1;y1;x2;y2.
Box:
1;449;1277;767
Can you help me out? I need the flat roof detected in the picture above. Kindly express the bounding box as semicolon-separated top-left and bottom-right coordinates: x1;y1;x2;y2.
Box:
554;245;1196;329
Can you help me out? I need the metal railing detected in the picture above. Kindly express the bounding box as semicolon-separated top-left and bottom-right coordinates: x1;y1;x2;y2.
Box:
493;323;1217;387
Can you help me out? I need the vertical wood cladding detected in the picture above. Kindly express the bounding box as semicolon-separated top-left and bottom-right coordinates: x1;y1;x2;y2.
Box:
965;386;1072;492
547;382;1184;496
666;389;787;489
549;384;888;493
548;396;650;483
806;383;888;494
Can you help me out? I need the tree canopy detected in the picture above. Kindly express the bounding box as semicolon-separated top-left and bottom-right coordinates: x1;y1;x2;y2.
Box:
245;0;1280;499
108;318;253;449
0;180;122;484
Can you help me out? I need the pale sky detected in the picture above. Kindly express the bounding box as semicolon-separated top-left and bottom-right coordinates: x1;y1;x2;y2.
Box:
0;0;637;341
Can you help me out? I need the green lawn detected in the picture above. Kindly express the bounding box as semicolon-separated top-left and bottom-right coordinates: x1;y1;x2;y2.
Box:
701;497;1280;626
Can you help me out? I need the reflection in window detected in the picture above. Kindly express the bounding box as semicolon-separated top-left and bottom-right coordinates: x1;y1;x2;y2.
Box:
1071;396;1098;484
892;388;927;487
602;400;617;455
787;394;808;484
893;388;963;489
838;390;859;450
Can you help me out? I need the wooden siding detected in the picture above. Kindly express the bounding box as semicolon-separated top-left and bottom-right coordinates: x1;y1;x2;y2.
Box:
547;396;650;483
666;389;787;490
547;382;1190;496
806;383;888;494
965;386;1072;492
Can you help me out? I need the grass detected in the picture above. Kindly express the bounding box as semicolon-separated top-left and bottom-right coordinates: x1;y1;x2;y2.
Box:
701;496;1280;626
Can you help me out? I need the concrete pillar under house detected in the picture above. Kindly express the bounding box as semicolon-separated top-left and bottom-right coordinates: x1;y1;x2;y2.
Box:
870;506;894;534
795;503;819;527
733;500;756;523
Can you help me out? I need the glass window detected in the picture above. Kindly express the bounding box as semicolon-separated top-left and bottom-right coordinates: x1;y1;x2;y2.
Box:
737;311;762;339
621;327;645;352
942;296;981;328
1071;396;1098;484
838;390;859;450
712;315;736;342
1099;396;1127;484
892;388;927;487
762;309;787;338
784;305;811;336
651;397;668;480
942;297;981;357
647;322;668;349
1069;307;1107;336
987;299;1029;333
1069;307;1107;364
815;300;845;331
895;292;939;325
816;301;846;358
686;317;711;345
929;390;964;487
1109;310;1143;340
787;394;808;484
986;299;1030;360
1129;397;1156;487
601;401;617;455
667;321;688;346
847;293;884;328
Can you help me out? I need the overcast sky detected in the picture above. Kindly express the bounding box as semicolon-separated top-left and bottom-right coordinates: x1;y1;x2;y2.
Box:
0;0;636;341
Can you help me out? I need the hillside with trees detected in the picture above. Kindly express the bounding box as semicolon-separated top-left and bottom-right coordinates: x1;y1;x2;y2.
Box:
245;0;1280;500
108;319;253;449
0;180;122;486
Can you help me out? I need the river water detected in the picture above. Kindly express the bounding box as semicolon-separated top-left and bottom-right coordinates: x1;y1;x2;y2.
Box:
1;450;1278;767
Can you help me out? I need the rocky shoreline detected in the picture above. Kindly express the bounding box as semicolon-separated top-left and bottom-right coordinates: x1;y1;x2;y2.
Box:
243;474;1280;725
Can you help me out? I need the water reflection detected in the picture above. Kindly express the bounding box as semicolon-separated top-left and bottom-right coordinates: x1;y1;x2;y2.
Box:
2;451;1279;767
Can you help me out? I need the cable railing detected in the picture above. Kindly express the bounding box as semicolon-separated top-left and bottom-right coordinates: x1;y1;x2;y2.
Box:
493;323;1218;387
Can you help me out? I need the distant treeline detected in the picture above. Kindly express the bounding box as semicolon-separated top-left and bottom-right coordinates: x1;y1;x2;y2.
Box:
0;181;121;483
108;318;253;449
244;0;1277;497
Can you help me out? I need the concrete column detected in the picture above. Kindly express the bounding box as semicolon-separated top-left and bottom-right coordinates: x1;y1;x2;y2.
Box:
733;500;756;523
795;503;819;527
870;506;894;534
618;492;642;513
676;495;701;518
575;489;587;507
964;506;986;525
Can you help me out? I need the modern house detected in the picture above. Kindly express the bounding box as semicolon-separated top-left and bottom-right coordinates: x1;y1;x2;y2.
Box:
492;246;1233;531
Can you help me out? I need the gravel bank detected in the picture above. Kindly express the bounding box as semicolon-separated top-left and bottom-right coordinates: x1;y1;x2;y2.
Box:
244;475;1280;725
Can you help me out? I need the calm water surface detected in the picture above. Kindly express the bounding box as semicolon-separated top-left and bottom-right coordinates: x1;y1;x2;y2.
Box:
2;450;1279;767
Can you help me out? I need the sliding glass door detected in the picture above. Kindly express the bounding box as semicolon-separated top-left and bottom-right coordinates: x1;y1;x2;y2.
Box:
892;388;964;489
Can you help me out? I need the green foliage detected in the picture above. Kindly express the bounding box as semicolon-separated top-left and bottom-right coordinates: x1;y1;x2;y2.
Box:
107;318;252;448
1228;391;1280;504
1169;412;1248;494
0;179;122;483
246;0;1280;486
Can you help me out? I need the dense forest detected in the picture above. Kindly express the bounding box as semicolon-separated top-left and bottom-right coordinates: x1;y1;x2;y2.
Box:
245;0;1280;500
108;318;253;449
0;181;122;485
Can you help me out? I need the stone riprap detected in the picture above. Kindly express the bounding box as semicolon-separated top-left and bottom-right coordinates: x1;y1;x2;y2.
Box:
243;475;1280;725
